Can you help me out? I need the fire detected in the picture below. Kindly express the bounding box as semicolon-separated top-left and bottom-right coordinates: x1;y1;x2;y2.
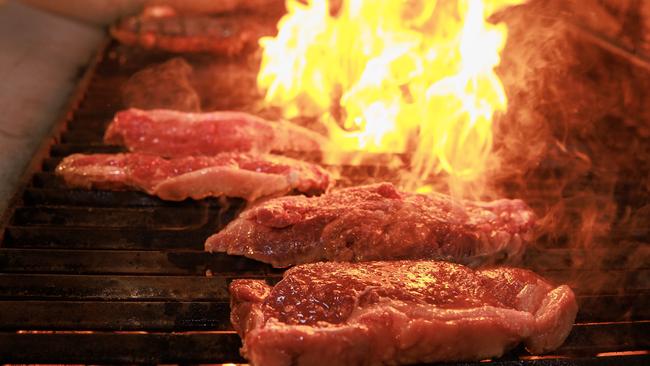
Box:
258;0;523;190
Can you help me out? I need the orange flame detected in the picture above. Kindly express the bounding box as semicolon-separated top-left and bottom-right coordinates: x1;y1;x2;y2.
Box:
258;0;523;190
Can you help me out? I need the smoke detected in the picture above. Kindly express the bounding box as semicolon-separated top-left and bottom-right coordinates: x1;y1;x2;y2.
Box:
480;0;650;294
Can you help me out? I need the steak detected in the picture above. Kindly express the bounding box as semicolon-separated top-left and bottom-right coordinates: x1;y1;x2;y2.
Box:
55;152;331;201
110;5;272;55
143;0;284;16
230;260;578;366
104;108;326;157
121;57;201;112
206;182;535;267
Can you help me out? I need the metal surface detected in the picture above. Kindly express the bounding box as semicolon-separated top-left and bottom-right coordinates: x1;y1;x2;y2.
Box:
0;40;648;364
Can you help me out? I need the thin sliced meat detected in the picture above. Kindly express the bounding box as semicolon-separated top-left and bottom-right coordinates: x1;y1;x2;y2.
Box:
231;260;578;366
206;182;535;267
55;152;331;201
104;108;326;157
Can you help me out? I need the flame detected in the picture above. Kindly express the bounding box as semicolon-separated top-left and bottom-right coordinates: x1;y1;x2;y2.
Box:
258;0;523;190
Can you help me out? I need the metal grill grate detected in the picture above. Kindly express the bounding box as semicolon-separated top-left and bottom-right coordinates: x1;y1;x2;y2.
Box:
0;40;648;365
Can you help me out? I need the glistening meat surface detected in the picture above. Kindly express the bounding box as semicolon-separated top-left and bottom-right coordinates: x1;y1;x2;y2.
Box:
55;152;331;201
230;260;578;366
104;108;325;157
206;182;535;266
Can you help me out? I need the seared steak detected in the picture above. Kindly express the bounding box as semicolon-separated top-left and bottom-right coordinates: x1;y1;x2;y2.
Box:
110;5;271;55
230;260;577;366
121;57;201;112
55;152;331;201
206;182;535;266
104;108;325;157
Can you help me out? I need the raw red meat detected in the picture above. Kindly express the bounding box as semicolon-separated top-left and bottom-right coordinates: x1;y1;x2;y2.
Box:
104;108;325;157
55;152;331;201
206;182;535;267
230;260;578;366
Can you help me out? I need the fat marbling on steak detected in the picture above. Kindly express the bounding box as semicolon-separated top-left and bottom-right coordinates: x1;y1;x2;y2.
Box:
230;260;578;366
206;182;535;267
55;152;331;201
104;108;325;157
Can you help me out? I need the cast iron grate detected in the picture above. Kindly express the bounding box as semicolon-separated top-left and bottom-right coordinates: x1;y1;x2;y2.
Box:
0;40;648;364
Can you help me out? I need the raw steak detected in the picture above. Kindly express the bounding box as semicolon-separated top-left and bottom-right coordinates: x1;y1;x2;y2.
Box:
110;5;271;55
104;108;325;157
55;152;331;201
206;182;535;267
230;260;578;366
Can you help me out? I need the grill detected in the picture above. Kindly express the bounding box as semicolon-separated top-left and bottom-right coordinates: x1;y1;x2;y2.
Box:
0;38;648;365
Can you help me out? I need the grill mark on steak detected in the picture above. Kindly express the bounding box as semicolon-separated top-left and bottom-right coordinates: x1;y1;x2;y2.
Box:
55;152;332;201
206;182;535;266
230;260;578;366
104;108;326;158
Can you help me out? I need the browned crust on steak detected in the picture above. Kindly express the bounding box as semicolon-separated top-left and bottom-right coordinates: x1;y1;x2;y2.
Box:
206;182;535;267
229;261;578;366
121;57;201;112
110;7;269;55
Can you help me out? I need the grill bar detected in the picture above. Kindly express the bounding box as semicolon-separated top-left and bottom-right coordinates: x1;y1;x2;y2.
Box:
0;249;276;275
3;226;219;249
0;301;231;330
12;206;214;228
0;332;245;364
0;274;233;301
60;130;105;143
49;144;123;156
1;244;646;270
0;272;645;300
0;294;646;331
6;218;649;251
0;322;648;363
22;188;226;207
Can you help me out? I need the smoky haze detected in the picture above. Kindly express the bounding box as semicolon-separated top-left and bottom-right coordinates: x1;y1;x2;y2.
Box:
487;0;650;301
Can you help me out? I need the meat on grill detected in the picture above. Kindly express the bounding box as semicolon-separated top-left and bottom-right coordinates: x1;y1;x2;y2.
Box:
110;5;272;55
121;57;201;112
146;0;284;15
55;152;331;201
230;260;578;366
104;108;326;157
206;182;535;267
